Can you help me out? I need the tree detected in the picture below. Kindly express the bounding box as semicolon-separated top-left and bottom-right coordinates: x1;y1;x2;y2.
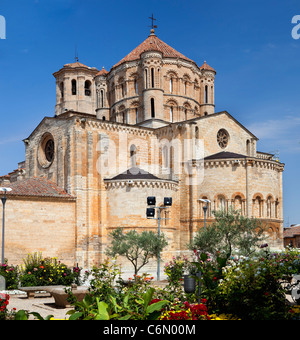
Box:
190;208;267;259
106;227;168;277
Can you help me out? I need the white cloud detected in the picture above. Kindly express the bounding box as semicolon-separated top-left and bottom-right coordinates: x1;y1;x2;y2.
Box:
248;115;300;154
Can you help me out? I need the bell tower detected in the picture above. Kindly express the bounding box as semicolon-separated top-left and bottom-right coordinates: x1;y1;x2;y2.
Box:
53;61;99;116
142;29;164;122
95;67;110;121
199;61;216;116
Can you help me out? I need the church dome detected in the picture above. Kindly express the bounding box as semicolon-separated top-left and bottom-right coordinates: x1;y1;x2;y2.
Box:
112;29;195;69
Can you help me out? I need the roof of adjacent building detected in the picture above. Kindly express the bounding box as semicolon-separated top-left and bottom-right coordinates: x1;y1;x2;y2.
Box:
204;151;248;160
106;167;160;181
112;30;195;68
2;177;75;200
284;225;300;238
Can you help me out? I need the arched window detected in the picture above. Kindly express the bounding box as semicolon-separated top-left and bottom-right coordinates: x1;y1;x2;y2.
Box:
267;196;272;218
205;85;208;104
246;140;251;156
151;98;155;118
195;126;199;139
60;82;64;98
253;196;263;218
135;108;139;124
151;68;155;88
130;145;137;168
100;90;104;108
102;116;106;121
71;79;77;95
184;81;188;95
121;84;125;98
170;106;173;122
85;80;91;96
234;195;243;213
145;69;148;89
170;78;173;93
134;79;138;94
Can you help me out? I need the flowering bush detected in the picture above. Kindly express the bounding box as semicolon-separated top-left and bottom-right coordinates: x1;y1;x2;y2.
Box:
261;247;300;279
85;258;122;302
126;273;155;291
19;253;81;287
164;256;189;292
0;293;9;320
0;262;19;290
159;300;210;320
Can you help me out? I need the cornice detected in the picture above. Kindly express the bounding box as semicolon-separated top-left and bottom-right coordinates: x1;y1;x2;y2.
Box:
104;178;179;190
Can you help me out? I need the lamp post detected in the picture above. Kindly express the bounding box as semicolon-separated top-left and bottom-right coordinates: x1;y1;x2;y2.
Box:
146;196;172;281
0;188;12;265
198;199;211;230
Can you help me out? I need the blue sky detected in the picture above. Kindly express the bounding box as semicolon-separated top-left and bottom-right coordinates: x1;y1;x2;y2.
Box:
0;0;300;225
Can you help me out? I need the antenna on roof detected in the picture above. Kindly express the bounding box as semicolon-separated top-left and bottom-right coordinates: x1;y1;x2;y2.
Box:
148;13;158;30
75;44;79;62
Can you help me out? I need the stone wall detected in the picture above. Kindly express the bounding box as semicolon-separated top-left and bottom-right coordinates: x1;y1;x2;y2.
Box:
0;196;76;266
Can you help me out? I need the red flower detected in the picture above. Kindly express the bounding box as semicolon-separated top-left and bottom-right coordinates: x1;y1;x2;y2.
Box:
149;299;162;305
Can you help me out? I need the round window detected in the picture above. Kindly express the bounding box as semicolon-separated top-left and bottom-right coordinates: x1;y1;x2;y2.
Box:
45;139;55;162
217;129;229;149
38;133;55;168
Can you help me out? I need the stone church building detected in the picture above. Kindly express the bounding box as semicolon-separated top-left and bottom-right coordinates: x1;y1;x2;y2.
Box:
0;28;284;270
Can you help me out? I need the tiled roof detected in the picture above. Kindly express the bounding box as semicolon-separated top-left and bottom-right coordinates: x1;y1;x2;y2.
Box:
63;61;90;69
200;61;216;72
2;177;75;199
106;167;160;181
113;31;194;68
96;67;108;76
204;151;248;160
284;225;300;238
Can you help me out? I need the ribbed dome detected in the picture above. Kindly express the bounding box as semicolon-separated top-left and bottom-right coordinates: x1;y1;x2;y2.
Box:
112;30;194;68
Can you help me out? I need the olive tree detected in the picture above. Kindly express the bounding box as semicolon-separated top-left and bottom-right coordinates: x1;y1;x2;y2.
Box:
106;227;168;277
190;208;267;259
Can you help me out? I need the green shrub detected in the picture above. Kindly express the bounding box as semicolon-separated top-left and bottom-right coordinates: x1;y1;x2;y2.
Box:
217;256;289;320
